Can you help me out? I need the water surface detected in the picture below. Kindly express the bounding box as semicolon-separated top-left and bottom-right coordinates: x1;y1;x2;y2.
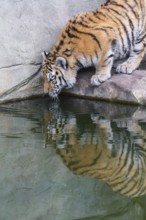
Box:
0;97;146;220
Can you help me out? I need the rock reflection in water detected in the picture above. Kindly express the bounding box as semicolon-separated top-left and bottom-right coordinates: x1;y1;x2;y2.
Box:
44;98;146;197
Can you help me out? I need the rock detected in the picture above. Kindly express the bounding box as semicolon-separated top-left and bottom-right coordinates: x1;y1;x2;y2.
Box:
0;0;105;103
63;61;146;105
1;0;146;105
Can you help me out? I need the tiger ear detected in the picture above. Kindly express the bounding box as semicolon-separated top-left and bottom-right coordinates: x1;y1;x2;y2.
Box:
55;57;68;71
42;51;48;62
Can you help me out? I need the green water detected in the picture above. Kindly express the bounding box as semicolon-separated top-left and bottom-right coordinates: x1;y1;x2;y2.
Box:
0;97;146;220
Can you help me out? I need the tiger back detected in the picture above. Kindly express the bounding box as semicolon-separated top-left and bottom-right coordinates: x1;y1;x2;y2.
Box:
42;0;146;98
54;120;146;197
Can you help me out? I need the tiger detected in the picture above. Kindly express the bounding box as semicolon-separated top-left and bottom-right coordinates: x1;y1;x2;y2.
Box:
44;104;146;197
42;0;146;98
54;119;146;197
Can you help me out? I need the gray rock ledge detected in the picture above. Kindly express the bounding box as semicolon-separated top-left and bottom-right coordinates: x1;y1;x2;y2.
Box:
1;62;146;105
63;61;146;105
0;0;104;104
1;0;146;105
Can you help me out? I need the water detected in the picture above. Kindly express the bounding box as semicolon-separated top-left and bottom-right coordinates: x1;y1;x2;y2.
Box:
1;97;146;220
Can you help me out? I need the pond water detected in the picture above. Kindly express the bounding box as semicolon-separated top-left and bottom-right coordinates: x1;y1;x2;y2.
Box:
1;97;146;220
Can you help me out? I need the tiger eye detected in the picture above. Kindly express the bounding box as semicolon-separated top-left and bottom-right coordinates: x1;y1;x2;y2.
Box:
56;71;59;75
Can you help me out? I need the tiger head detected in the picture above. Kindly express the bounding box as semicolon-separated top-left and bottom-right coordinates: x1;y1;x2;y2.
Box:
42;52;76;98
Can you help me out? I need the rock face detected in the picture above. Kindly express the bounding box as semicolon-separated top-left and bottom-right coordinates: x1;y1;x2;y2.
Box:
0;0;105;103
63;61;146;105
1;0;146;105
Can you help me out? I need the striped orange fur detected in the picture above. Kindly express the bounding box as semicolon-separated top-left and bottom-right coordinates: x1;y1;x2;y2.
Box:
42;0;146;98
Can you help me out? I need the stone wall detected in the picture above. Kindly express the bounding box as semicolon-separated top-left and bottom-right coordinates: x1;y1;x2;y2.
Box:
0;0;105;103
1;0;146;105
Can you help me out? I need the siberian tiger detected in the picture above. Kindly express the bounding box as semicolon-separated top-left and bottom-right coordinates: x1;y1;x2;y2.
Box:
44;102;146;197
52;118;146;197
42;0;146;98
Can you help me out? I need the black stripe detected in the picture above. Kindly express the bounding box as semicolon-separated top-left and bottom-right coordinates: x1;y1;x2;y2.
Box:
102;11;125;53
65;28;80;39
93;27;113;37
132;49;143;55
116;163;140;196
47;67;52;72
75;16;113;38
104;54;114;63
108;7;124;16
136;146;146;158
109;143;131;183
71;17;90;26
122;14;135;47
117;140;132;173
58;76;62;85
86;16;97;24
136;34;146;44
115;137;129;172
139;0;143;11
134;0;140;6
75;58;84;69
67;41;76;45
109;1;127;11
107;8;131;49
111;175;136;195
50;74;56;82
55;39;64;52
71;26;102;50
80;16;89;25
92;11;107;22
61;75;68;86
107;54;114;59
124;1;138;19
47;58;54;65
49;50;57;60
69;150;102;173
103;0;112;6
63;48;72;57
72;17;97;29
127;142;135;174
77;21;92;29
109;2;135;45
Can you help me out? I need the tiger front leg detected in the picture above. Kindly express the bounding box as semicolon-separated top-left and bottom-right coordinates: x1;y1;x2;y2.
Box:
91;70;111;86
116;43;145;74
91;56;113;86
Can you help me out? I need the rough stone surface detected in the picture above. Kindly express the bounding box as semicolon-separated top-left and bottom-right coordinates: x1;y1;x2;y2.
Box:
1;0;146;105
0;0;104;103
63;60;146;105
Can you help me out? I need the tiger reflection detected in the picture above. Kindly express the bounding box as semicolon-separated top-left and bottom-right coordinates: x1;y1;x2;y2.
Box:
45;112;146;197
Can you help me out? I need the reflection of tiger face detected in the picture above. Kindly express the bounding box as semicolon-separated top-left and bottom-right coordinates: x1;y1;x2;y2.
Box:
42;0;146;98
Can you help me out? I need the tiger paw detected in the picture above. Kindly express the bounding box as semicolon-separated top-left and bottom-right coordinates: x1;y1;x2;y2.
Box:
91;74;111;86
91;75;101;86
116;63;134;74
